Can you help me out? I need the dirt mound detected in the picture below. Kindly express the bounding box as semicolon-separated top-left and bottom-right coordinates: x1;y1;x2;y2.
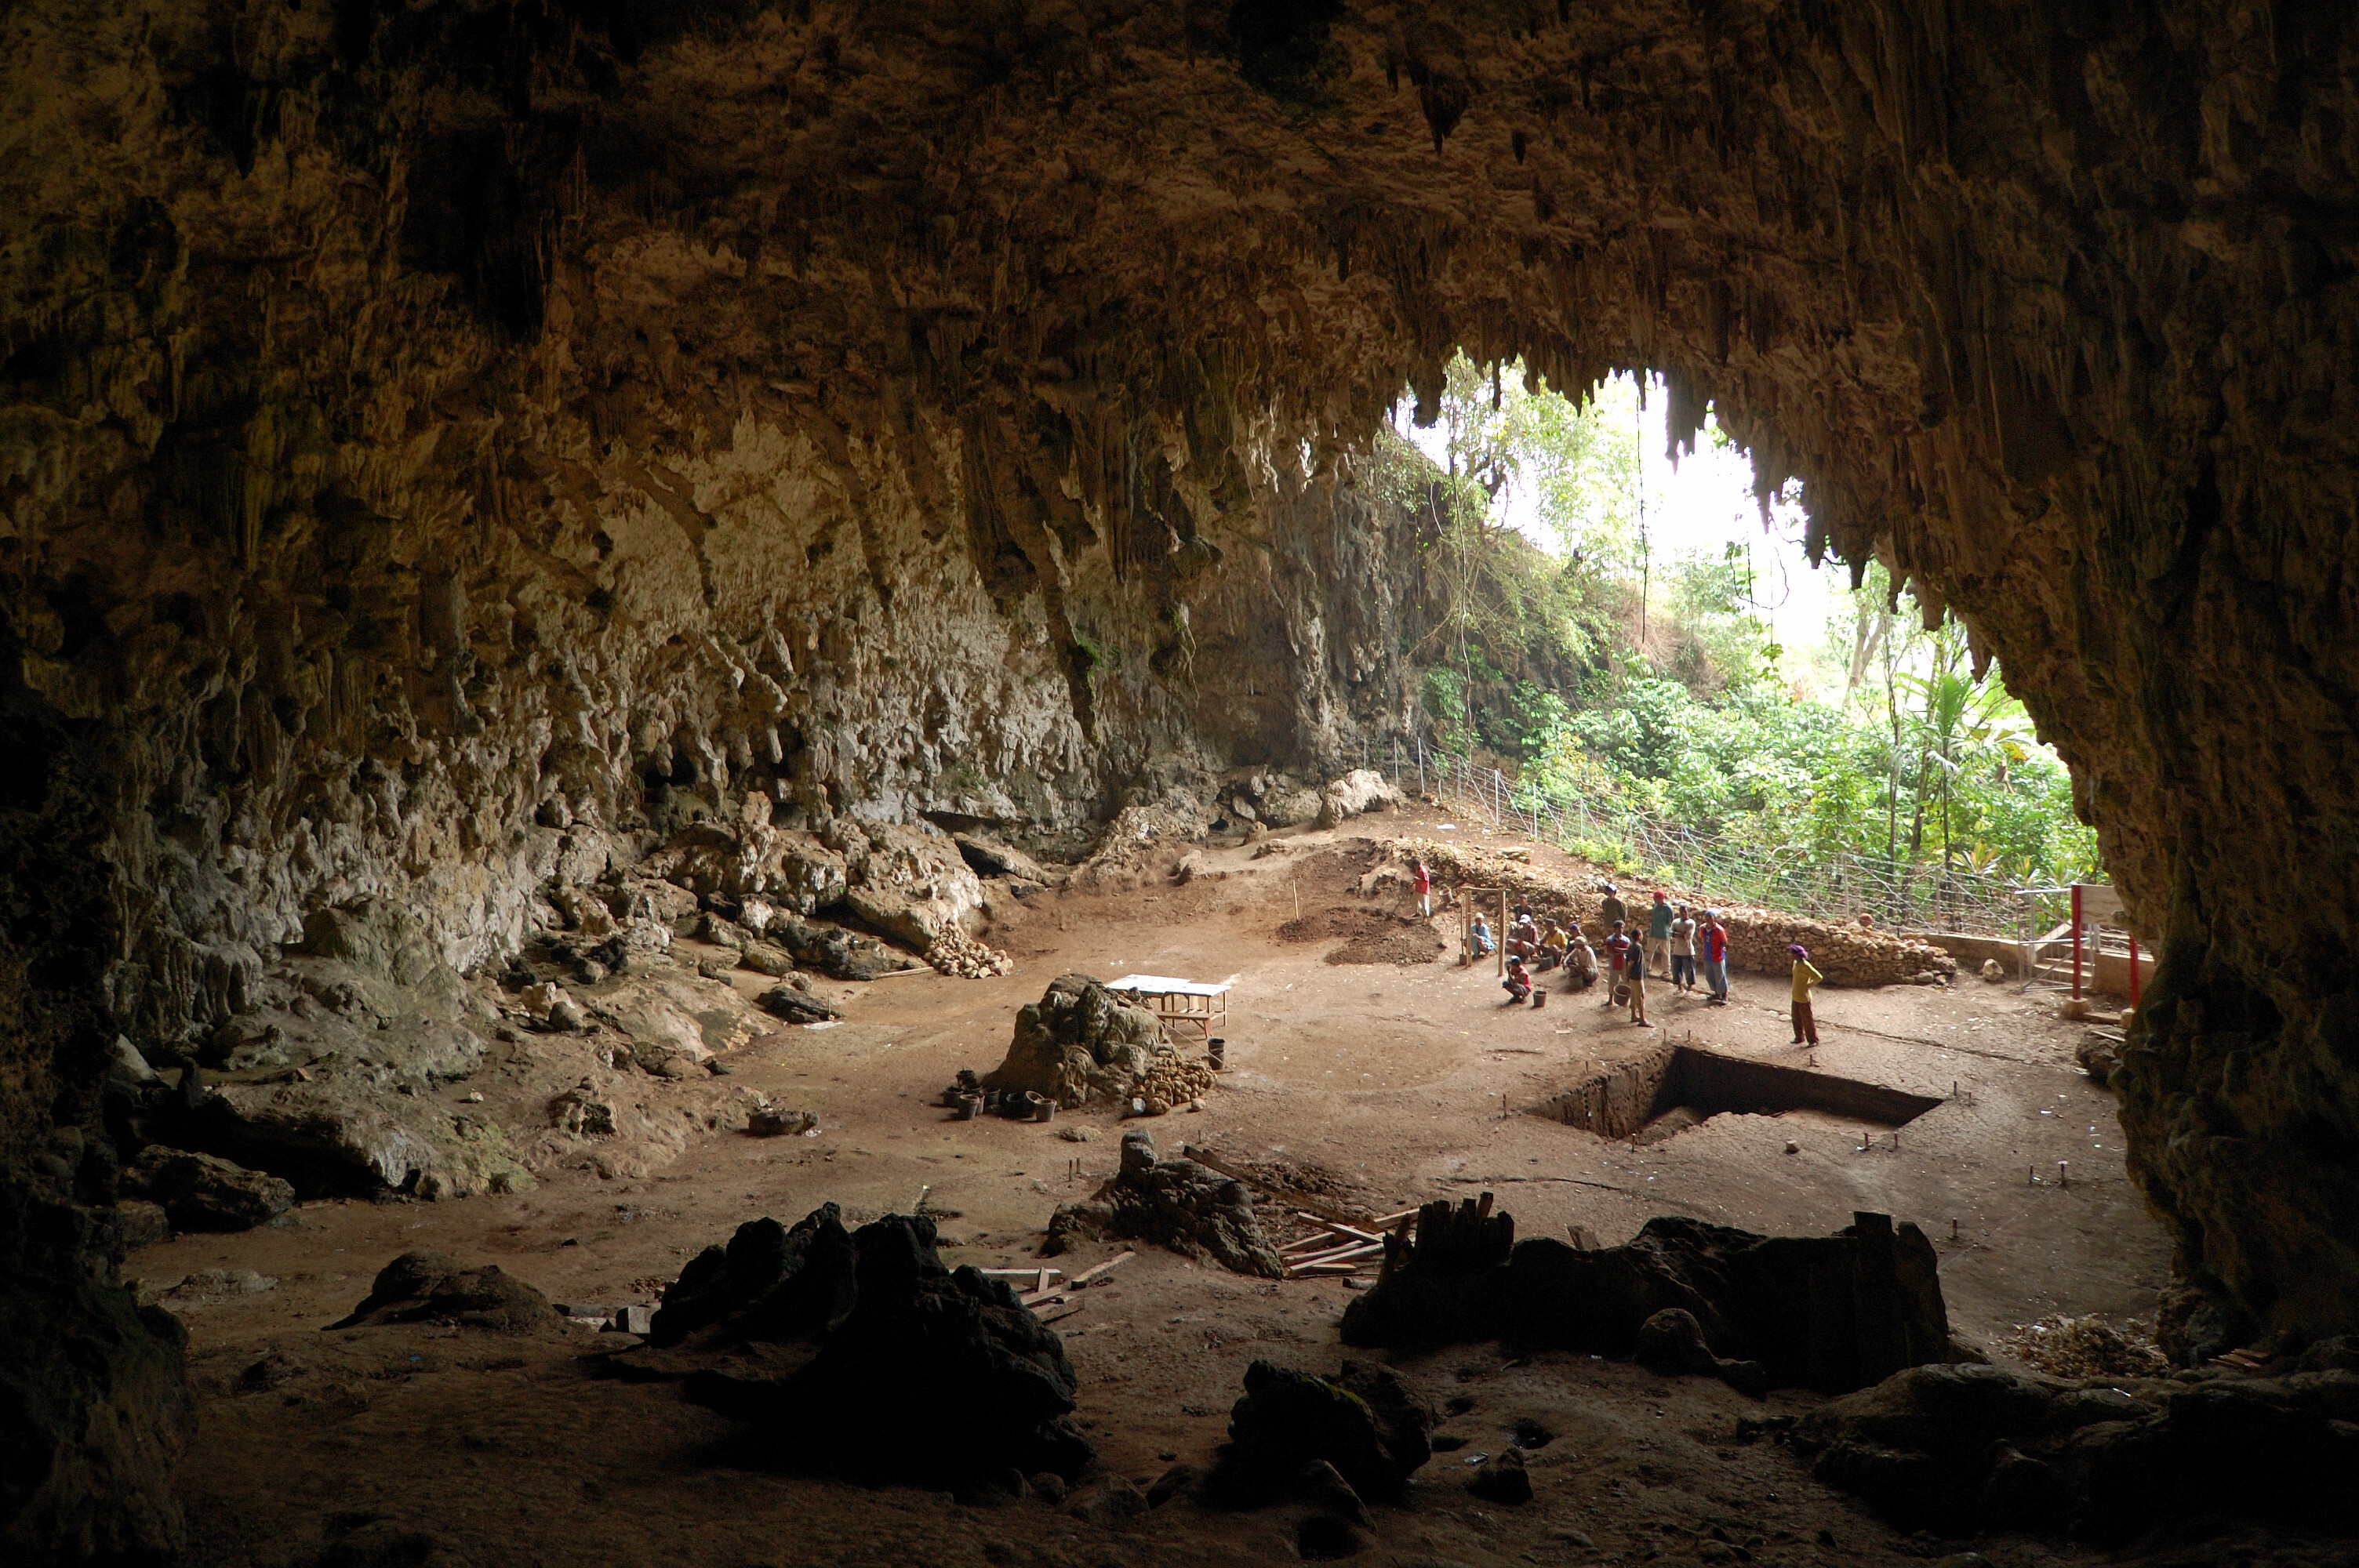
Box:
1325;928;1445;965
1275;905;1395;943
1277;903;1440;964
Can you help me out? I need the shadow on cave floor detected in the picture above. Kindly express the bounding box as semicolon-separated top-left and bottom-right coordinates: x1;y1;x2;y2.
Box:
147;805;2199;1567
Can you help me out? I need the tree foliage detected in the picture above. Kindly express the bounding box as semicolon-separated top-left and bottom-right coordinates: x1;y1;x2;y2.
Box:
1398;353;2103;896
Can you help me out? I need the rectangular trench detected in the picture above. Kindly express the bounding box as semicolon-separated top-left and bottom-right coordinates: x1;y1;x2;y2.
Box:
1537;1044;1943;1143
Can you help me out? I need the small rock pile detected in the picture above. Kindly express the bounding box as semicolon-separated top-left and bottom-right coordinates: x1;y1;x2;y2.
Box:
2002;1313;2168;1378
1044;1129;1283;1277
926;927;1014;977
1129;1048;1215;1112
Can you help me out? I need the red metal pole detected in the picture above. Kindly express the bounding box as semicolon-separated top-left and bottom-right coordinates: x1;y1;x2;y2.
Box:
2070;885;2083;1000
2128;936;2141;1009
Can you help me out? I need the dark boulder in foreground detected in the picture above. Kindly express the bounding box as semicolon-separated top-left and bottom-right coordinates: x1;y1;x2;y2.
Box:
118;1146;293;1232
1341;1201;1949;1396
1790;1361;2359;1541
1209;1359;1435;1508
645;1207;1092;1486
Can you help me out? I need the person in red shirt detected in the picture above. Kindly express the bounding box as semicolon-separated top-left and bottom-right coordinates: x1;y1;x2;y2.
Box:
1412;858;1432;917
1604;921;1633;1007
1700;909;1730;1005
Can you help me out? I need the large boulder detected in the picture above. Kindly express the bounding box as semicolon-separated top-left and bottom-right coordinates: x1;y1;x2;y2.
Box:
826;820;985;951
1791;1362;2359;1540
0;1181;194;1564
983;975;1165;1108
663;1210;1092;1486
1211;1359;1435;1506
118;1147;293;1232
329;1250;561;1334
196;1083;533;1200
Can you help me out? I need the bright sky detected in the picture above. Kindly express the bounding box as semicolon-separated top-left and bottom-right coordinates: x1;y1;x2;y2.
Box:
1398;372;1845;693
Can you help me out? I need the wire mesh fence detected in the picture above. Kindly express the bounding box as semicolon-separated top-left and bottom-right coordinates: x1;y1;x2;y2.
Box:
1361;735;2065;942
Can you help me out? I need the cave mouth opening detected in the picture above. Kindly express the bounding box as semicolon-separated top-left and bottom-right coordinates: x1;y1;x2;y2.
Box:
1536;1044;1943;1147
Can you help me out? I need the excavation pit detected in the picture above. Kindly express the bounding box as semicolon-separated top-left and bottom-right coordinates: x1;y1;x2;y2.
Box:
1537;1044;1943;1145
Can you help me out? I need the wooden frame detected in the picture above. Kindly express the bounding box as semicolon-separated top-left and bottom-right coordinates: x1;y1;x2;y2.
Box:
1459;887;1507;974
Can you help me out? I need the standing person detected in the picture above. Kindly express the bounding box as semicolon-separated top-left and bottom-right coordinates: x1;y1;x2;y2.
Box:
1788;943;1823;1045
1670;905;1698;993
1604;920;1633;1007
1503;956;1533;1006
1412;858;1432;918
1645;891;1674;979
1626;945;1652;1026
1599;882;1626;939
1700;910;1730;1004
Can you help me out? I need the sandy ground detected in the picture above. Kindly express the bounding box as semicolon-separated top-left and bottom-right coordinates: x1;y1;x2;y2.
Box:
140;805;2222;1568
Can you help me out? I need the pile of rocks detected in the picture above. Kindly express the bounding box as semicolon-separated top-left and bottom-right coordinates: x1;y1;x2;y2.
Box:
984;975;1166;1108
926;927;1013;978
1129;1050;1215;1113
1341;1203;1954;1396
1396;839;1956;986
1043;1130;1283;1277
633;1205;1094;1490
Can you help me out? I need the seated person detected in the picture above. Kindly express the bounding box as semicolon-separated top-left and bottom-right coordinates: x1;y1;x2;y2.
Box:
1503;956;1533;1005
1469;914;1496;956
1568;931;1600;986
1536;923;1571;970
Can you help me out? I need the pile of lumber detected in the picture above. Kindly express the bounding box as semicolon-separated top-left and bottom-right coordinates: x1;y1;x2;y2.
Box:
1278;1208;1417;1283
980;1250;1132;1325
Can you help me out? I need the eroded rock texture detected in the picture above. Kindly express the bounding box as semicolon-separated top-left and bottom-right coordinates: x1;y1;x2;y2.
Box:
5;2;2359;1555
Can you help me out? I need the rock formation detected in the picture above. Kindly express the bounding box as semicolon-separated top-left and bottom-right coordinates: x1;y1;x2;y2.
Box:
985;975;1169;1109
7;3;2359;1557
1342;1202;1951;1396
634;1207;1093;1488
1044;1129;1285;1277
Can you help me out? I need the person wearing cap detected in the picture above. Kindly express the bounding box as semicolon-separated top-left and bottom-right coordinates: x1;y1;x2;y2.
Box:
1645;890;1673;979
1789;943;1823;1044
1599;881;1626;935
1503;955;1533;1006
1699;910;1730;1004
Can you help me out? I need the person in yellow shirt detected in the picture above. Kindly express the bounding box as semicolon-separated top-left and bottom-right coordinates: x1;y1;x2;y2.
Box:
1788;943;1823;1045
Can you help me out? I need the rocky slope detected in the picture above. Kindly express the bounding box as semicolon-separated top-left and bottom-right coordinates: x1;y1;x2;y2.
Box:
5;1;2359;1558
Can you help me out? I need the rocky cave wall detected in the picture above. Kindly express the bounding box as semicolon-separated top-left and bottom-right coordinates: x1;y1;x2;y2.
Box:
5;0;2359;1555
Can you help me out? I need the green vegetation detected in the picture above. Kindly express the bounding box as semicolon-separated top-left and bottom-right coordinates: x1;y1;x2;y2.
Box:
1390;354;2101;909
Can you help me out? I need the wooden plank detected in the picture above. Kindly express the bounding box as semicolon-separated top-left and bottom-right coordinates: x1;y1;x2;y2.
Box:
1289;1241;1384;1269
1296;1214;1382;1244
980;1268;1061;1282
1066;1250;1135;1287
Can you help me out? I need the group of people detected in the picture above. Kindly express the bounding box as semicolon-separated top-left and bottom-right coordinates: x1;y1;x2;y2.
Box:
1484;899;1601;1005
1414;858;1827;1042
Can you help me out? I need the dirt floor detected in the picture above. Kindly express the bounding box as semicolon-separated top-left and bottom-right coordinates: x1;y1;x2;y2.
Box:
143;804;2311;1568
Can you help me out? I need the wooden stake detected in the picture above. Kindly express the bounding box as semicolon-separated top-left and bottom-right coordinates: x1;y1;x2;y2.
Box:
1067;1250;1136;1287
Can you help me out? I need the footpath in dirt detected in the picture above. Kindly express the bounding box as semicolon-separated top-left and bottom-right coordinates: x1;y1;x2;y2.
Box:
142;803;2191;1568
